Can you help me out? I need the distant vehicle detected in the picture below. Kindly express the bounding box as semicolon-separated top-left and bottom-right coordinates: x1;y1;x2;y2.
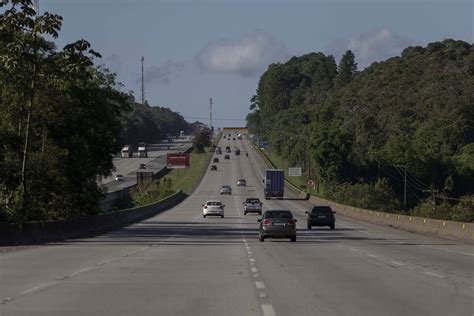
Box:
225;146;231;153
223;135;226;139
180;130;184;137
210;165;217;171
216;148;222;154
237;133;242;139
220;185;232;195
258;210;297;242
264;169;285;200
139;164;146;169
224;155;230;159
243;198;262;215
138;142;148;158
213;157;219;163
121;145;133;158
235;149;240;155
202;200;225;218
232;138;236;140
236;179;246;186
305;206;336;230
115;174;124;181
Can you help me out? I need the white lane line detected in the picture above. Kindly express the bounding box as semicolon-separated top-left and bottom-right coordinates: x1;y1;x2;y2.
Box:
420;245;474;257
251;267;258;273
249;258;256;262
68;267;94;278
366;253;378;258
255;281;266;289
20;282;55;295
424;271;444;278
253;274;260;278
261;304;277;316
247;251;253;255
259;292;268;298
349;248;358;252
389;261;405;266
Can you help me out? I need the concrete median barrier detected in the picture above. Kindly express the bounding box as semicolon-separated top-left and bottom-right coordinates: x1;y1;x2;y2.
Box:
0;191;188;246
307;195;474;242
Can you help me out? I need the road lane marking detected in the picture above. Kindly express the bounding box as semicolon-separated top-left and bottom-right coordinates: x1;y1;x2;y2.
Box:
251;267;258;273
247;251;253;255
261;304;276;316
367;253;378;258
20;282;55;295
253;274;260;278
423;271;444;278
349;248;358;252
259;292;268;298
420;245;474;257
389;261;405;266
255;281;266;289
249;258;256;262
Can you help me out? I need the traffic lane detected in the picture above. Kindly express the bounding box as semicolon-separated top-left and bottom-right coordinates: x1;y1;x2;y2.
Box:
236;140;474;315
0;138;262;315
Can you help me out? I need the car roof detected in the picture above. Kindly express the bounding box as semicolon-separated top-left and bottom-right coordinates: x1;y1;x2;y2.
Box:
206;200;222;203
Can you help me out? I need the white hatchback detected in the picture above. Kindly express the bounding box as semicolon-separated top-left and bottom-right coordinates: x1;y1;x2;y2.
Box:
202;200;225;218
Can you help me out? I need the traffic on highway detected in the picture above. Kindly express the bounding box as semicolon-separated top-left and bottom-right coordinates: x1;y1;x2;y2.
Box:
1;134;472;315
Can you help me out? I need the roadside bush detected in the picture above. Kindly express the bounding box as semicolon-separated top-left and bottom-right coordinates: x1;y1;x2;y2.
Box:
130;178;174;206
325;178;401;213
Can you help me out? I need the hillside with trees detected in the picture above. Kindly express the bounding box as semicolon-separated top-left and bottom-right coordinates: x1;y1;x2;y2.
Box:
121;101;190;147
247;40;474;221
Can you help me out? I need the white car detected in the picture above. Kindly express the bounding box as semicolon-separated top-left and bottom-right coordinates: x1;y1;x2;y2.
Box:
202;200;225;218
115;174;124;181
237;179;246;186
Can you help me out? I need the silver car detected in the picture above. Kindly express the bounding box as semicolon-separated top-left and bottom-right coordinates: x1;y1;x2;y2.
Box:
237;179;246;186
203;200;225;218
258;210;297;242
220;185;232;195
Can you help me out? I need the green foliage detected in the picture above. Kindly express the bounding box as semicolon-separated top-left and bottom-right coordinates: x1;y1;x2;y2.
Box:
326;179;401;213
0;1;129;222
248;39;474;220
193;128;211;153
130;179;175;207
121;102;190;147
410;196;474;222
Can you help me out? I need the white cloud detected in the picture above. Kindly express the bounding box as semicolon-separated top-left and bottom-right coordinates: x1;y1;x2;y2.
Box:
196;31;290;77
328;28;414;69
143;59;186;85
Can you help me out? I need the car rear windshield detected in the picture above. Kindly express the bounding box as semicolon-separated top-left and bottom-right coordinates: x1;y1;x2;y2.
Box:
311;207;332;215
246;199;260;203
207;202;221;206
265;211;293;219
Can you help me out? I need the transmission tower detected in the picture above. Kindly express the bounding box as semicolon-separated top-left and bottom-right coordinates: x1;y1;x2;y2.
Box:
141;56;145;104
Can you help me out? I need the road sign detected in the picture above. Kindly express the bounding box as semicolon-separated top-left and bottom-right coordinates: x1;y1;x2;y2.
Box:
288;167;302;177
259;140;269;149
307;179;315;187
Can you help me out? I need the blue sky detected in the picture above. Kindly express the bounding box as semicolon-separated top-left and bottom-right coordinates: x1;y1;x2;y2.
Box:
41;0;473;127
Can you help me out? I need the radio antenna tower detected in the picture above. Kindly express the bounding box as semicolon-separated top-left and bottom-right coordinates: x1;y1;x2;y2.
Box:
141;56;145;105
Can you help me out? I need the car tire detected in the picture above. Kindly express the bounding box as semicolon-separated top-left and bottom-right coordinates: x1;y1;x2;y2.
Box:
259;235;265;242
244;212;247;215
203;215;206;218
259;212;262;215
221;215;224;218
307;224;312;230
290;236;296;242
330;225;335;230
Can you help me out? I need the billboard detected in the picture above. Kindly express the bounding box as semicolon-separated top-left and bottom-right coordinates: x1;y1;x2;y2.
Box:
167;153;190;169
259;140;269;149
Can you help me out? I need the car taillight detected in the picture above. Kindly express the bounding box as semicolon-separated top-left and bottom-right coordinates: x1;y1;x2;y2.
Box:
262;219;271;225
288;219;295;225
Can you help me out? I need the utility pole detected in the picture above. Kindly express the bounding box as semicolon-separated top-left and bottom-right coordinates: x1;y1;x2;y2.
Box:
141;56;145;105
423;188;439;218
209;97;213;145
395;164;407;212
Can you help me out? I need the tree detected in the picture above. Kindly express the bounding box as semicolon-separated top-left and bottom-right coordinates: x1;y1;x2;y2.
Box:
335;50;357;88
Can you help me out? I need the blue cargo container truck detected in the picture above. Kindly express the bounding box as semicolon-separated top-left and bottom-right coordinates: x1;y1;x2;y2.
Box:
264;169;285;200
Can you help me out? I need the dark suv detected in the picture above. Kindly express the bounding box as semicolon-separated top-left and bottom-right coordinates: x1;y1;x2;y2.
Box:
305;206;335;230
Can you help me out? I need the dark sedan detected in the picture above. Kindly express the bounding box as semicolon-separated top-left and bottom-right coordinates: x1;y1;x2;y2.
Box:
258;210;297;242
305;205;335;229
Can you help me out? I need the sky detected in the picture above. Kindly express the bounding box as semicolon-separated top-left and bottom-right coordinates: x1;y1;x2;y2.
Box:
39;0;473;128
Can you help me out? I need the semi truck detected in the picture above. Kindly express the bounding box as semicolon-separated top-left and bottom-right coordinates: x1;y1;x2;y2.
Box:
121;145;133;158
263;169;285;200
138;142;148;158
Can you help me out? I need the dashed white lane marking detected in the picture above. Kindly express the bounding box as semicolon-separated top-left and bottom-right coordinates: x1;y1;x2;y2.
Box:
349;248;358;252
255;281;266;289
259;292;268;298
423;271;444;278
247;251;253;255
251;267;258;273
389;261;405;266
367;253;378;258
420;245;474;257
20;282;55;295
261;304;277;316
249;258;256;262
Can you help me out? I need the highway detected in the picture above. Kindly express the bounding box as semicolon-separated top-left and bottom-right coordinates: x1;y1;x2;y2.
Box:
1;137;473;315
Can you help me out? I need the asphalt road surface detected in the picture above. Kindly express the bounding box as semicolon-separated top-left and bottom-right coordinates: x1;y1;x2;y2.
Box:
1;137;473;315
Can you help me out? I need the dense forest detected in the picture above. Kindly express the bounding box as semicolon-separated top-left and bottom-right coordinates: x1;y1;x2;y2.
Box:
121;101;190;147
0;1;189;222
247;40;474;221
